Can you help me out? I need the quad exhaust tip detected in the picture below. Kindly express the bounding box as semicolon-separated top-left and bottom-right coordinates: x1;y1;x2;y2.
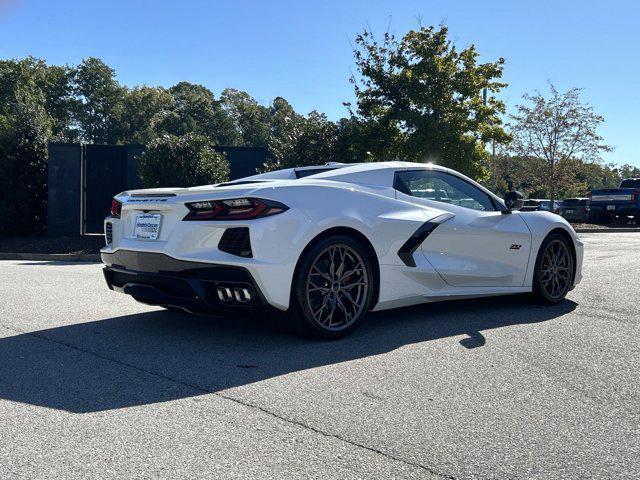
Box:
217;286;252;304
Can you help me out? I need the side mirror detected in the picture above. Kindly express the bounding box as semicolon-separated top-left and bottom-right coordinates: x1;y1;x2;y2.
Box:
504;191;524;212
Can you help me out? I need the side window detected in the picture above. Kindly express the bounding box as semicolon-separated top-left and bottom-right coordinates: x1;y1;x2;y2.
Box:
395;170;495;212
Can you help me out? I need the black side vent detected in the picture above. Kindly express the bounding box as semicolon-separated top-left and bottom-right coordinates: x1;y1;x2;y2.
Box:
218;227;252;258
105;222;113;245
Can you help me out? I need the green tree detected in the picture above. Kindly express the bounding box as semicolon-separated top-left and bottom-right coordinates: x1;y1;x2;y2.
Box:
160;82;240;146
73;57;126;143
509;83;612;204
0;87;52;236
483;153;546;198
332;116;390;164
617;164;640;180
115;86;173;144
220;88;271;146
0;57;77;141
349;25;509;178
138;133;229;188
265;111;338;171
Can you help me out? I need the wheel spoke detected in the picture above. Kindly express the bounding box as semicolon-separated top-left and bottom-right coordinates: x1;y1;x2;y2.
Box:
336;296;352;321
336;247;347;279
305;243;369;331
539;240;571;299
312;294;330;319
342;281;368;290
310;265;332;282
340;266;363;281
308;286;330;293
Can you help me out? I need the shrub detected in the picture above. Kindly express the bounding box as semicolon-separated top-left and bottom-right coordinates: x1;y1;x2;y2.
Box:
138;133;229;188
0;89;51;237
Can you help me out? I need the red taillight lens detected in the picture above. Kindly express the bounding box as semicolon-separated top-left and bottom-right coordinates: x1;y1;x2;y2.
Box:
110;199;122;217
183;198;288;221
587;192;592;201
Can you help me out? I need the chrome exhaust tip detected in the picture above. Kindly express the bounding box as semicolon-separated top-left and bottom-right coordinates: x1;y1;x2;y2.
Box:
217;285;253;303
217;287;233;302
233;287;252;303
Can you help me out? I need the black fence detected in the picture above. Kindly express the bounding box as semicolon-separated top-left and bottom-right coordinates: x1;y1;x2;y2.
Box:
47;144;271;236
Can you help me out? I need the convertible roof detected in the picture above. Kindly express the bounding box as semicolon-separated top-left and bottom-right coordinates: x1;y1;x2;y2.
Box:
223;161;448;187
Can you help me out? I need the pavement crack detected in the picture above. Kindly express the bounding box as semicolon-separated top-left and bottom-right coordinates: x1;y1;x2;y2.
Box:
215;390;457;480
1;323;456;480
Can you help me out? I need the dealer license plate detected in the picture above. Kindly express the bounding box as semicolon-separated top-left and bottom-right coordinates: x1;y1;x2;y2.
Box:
134;214;161;239
607;205;615;211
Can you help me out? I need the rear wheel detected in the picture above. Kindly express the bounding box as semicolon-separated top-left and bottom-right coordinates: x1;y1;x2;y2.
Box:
288;235;374;339
532;234;574;304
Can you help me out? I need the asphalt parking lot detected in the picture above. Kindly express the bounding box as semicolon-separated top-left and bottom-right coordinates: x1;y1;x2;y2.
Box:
0;233;638;479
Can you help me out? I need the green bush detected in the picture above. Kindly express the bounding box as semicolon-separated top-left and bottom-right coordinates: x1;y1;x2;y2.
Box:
138;134;229;188
0;89;51;237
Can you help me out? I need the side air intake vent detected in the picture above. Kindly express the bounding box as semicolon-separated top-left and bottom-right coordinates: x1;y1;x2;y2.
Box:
218;227;252;257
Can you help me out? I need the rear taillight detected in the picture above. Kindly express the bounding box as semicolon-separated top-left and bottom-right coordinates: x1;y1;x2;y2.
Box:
183;198;288;221
587;192;592;201
110;199;122;217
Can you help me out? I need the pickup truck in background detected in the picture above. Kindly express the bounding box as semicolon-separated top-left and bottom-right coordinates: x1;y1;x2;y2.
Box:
588;178;640;224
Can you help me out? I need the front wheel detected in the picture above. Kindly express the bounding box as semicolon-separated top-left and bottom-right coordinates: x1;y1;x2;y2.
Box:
288;235;374;339
532;234;574;304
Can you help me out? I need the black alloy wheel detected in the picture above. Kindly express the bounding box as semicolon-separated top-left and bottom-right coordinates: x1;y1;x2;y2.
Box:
533;233;574;304
290;235;374;339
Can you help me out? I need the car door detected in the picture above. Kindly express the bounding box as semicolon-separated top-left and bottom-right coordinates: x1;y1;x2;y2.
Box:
395;169;532;287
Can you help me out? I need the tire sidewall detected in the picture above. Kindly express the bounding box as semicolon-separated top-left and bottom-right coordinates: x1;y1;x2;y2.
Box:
292;235;375;339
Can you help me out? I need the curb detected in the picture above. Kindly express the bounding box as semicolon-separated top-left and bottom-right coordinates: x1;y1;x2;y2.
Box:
0;253;102;262
575;228;640;233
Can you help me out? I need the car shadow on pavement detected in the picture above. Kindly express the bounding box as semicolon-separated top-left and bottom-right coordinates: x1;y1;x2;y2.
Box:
0;295;576;413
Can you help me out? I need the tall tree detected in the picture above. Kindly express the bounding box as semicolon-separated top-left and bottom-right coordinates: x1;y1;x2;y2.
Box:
73;57;126;143
220;88;271;146
115;86;173;144
349;25;509;178
0;57;77;141
509;84;612;203
265;110;338;171
160;82;240;146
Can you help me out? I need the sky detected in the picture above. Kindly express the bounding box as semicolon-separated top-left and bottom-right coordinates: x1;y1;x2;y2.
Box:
1;0;638;166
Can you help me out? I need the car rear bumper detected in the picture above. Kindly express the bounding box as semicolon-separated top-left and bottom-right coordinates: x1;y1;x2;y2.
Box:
102;250;269;314
590;205;639;215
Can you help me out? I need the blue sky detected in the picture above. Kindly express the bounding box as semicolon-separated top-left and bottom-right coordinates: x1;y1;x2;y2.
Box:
1;0;638;166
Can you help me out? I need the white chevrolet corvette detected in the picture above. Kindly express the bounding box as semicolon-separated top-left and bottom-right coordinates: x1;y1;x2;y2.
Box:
102;161;583;338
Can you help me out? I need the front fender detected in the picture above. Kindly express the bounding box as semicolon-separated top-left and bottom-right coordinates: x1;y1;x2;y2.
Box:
518;212;584;287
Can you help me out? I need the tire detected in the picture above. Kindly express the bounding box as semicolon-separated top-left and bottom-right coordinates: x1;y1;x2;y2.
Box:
287;235;375;340
532;233;574;304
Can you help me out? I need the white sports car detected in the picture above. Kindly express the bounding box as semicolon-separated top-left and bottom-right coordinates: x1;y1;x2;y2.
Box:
101;161;583;338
